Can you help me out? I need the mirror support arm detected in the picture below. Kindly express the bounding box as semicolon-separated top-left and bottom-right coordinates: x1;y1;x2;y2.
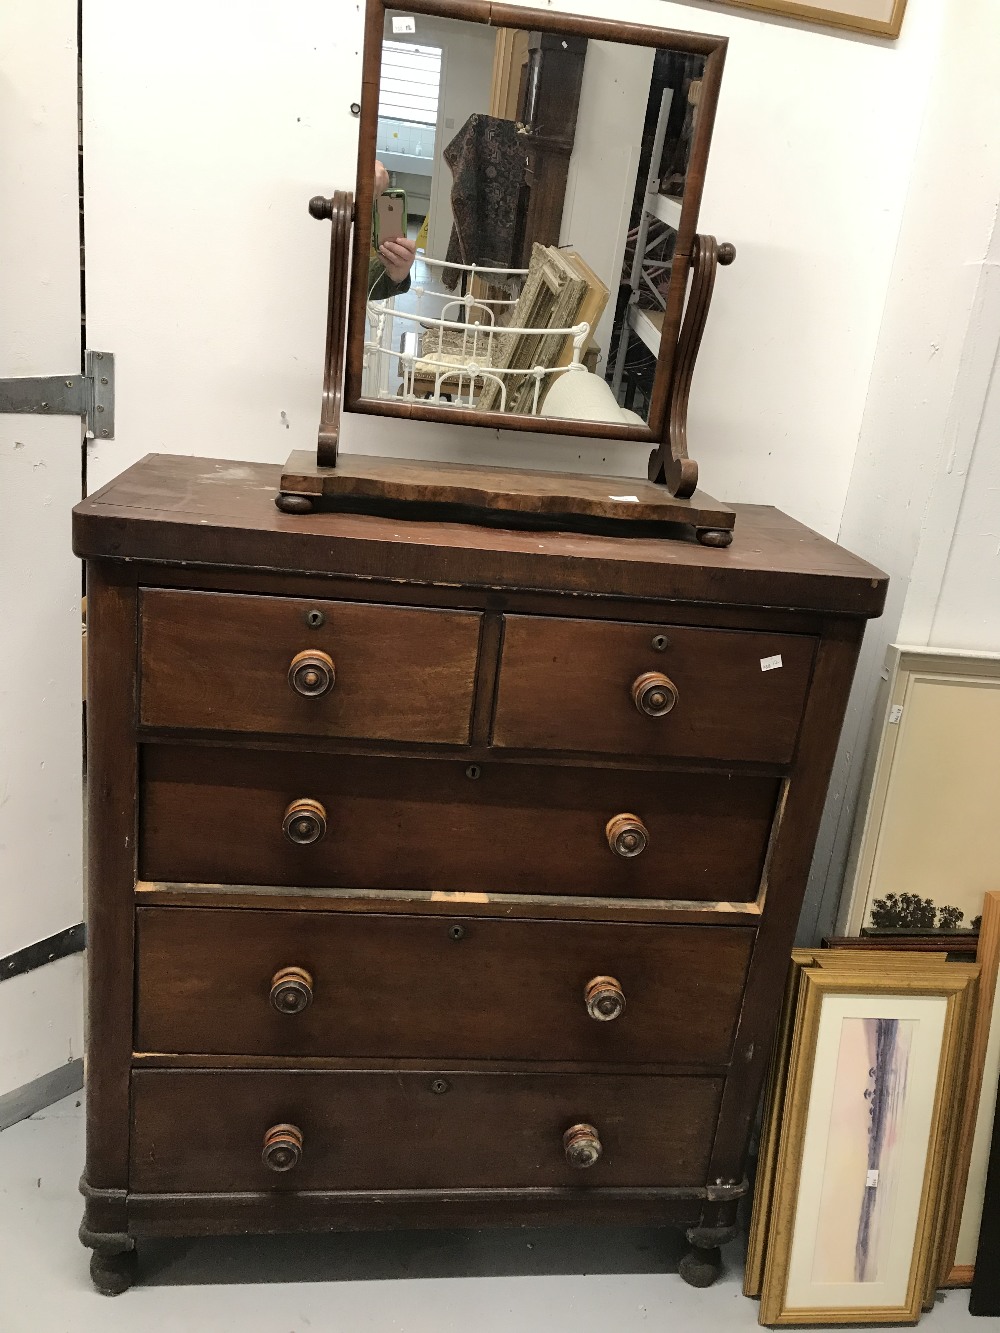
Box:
309;191;356;469
649;235;736;497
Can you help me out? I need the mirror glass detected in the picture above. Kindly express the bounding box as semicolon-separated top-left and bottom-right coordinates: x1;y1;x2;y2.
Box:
359;9;709;430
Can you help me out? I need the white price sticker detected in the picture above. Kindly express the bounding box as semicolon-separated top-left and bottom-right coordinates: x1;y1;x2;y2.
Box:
760;654;783;672
392;15;416;32
889;704;904;724
866;1169;880;1188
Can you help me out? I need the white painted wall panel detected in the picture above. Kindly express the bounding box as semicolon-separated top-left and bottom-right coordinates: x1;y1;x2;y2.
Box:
0;0;84;1096
802;0;1000;942
930;343;1000;651
0;956;84;1094
560;40;655;368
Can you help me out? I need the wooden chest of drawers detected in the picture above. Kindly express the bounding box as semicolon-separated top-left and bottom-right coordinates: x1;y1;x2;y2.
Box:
73;455;886;1295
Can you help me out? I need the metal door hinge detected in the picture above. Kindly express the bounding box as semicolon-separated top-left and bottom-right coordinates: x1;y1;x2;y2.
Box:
0;349;114;439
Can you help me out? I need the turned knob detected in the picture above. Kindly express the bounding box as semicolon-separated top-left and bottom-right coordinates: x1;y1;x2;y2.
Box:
563;1123;602;1169
282;798;327;846
262;1123;303;1173
632;670;678;717
584;975;626;1022
270;966;314;1014
606;813;648;858
288;649;335;698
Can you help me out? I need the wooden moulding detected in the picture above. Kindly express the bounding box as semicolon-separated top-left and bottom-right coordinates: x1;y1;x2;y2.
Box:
938;891;1000;1287
277;450;735;542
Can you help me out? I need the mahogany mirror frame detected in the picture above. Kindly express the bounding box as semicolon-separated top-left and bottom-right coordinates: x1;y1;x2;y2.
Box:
344;0;728;447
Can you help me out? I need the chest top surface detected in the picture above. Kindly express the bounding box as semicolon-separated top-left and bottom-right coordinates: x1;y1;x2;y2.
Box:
73;454;887;618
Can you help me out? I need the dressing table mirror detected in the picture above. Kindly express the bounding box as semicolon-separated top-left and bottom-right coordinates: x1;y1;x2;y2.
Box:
278;0;736;544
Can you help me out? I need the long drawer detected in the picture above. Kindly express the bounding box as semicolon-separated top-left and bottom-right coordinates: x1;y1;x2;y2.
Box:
493;615;816;763
130;1069;722;1192
139;589;482;744
135;908;754;1065
139;747;780;902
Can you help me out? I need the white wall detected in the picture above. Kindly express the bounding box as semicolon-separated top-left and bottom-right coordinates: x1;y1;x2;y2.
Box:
931;352;1000;651
560;40;655;369
0;0;84;1096
800;0;1000;941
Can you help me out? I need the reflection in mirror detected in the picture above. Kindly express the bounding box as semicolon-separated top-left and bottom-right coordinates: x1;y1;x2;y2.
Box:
363;10;707;429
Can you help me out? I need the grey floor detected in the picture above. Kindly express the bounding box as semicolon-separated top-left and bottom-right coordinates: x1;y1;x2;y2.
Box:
0;1094;993;1332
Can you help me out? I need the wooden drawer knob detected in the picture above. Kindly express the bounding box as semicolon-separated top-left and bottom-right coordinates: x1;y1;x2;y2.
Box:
282;798;327;846
632;671;678;717
288;649;335;698
563;1123;602;1169
584;975;626;1022
270;966;314;1014
262;1123;303;1173
606;813;648;858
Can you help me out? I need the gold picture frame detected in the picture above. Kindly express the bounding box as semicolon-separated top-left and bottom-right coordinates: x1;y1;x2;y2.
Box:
750;953;978;1325
744;949;952;1301
720;0;906;39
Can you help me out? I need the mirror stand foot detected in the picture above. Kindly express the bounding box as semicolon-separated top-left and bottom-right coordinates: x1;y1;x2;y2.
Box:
696;527;733;548
275;493;315;515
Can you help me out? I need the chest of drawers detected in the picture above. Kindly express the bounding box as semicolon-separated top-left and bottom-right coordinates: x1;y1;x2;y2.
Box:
73;454;886;1295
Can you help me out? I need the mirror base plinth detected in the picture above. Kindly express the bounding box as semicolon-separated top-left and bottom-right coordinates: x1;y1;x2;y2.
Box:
277;450;734;542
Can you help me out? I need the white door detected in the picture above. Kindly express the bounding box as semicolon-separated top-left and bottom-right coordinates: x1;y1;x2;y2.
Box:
0;0;85;1106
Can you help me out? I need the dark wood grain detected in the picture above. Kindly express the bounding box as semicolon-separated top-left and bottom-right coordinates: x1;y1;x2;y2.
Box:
78;448;883;1275
125;1187;715;1236
139;589;481;743
129;1069;723;1192
136;882;763;928
81;564;138;1235
278;450;735;531
705;618;867;1186
493;614;815;763
139;745;780;901
74;457;888;617
135;907;754;1064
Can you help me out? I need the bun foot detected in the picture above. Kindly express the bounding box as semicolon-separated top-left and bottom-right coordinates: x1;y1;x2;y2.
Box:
275;493;315;514
696;527;733;548
89;1247;138;1296
678;1245;722;1288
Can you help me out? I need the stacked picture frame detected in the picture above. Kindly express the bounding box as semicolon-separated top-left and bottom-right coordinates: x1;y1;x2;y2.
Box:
745;950;979;1325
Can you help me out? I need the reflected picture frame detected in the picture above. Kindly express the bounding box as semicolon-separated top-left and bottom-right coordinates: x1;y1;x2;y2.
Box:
754;956;978;1325
719;0;906;38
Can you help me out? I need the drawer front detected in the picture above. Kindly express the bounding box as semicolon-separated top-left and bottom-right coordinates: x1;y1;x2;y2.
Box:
139;589;482;744
493;615;816;763
130;1069;722;1192
140;747;779;902
135;908;754;1065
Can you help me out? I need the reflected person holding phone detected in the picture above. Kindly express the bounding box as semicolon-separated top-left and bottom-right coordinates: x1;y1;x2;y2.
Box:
369;160;417;301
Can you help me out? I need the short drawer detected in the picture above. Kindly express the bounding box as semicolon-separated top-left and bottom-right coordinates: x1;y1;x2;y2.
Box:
140;747;780;903
135;908;754;1065
139;589;482;744
492;615;816;763
130;1069;722;1192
